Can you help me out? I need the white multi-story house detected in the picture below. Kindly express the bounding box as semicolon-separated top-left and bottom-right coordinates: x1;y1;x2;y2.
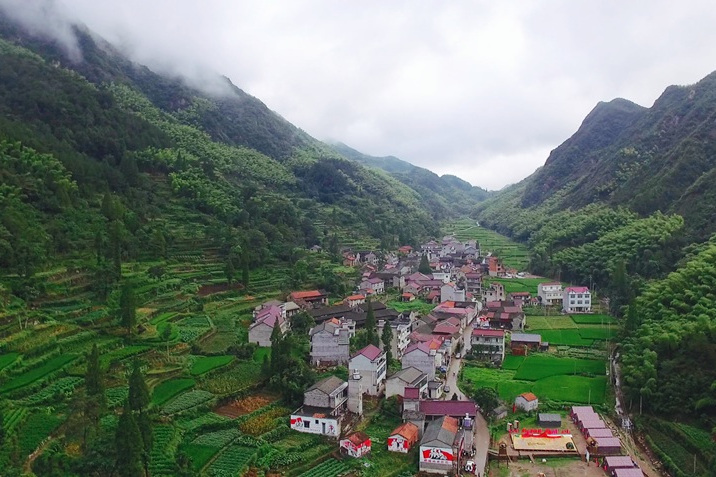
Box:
290;376;348;437
378;318;412;359
349;344;387;396
537;282;563;306
359;277;385;295
562;286;591;313
469;329;505;363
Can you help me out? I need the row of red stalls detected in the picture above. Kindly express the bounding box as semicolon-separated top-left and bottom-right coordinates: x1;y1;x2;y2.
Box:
570;406;643;476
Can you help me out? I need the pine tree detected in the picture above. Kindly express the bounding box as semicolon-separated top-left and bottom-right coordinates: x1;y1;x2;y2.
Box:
365;300;378;347
161;324;173;357
135;410;153;474
418;254;432;274
224;257;235;285
115;401;143;477
381;322;393;362
128;362;150;412
119;283;136;336
85;344;106;424
109;220;123;278
269;324;283;376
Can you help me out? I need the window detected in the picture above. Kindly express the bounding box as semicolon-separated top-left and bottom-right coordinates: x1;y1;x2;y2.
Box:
304;421;310;428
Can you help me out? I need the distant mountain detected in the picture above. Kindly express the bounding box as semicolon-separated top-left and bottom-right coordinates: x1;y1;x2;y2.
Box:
331;141;492;217
478;70;716;241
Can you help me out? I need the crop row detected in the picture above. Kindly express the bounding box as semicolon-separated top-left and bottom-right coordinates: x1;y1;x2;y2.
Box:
0;354;78;394
161;390;215;415
3;408;29;433
192;428;240;448
20;376;84;405
207;445;256;476
151;378;196;407
149;425;180;475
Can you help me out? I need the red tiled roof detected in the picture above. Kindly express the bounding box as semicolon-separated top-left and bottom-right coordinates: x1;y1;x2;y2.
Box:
390;422;419;442
353;344;384;361
345;431;371;446
346;294;365;301
402;293;414;298
290;290;323;299
403;387;420;399
404;342;431;355
539;282;562;286
565;286;589;293
433;322;460;335
518;392;538;402
427;290;440;299
420;400;477;417
472;329;505;337
510;292;530;297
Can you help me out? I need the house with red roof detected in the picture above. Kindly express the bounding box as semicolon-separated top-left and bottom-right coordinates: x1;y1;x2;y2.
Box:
470;328;505;363
515;392;539;412
248;306;288;347
340;431;372;458
398;245;413;255
289;290;328;307
388;422;419;453
344;294;366;308
419;416;460;474
349;345;387;396
563;286;591;313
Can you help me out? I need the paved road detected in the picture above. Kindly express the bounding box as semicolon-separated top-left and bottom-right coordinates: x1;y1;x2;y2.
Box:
442;320;491;476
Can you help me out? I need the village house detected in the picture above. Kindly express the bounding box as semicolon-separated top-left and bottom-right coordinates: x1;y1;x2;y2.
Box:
419;400;477;424
432;301;480;328
248;305;289;347
469;329;505;363
344;294;366;308
385;367;428;398
309;318;353;366
419;416;460;475
308;304;353;325
515;392;539;412
440;283;466;302
537;282;563;306
290;290;329;307
359;277;385;295
563;286;592;313
349;345;387;396
378;317;413;359
482;282;505;302
290;376;348;437
510;333;542;355
463;271;482;294
482;300;525;330
340;432;371;458
398;245;413;254
402;342;436;381
487;256;506;277
388;422;419;453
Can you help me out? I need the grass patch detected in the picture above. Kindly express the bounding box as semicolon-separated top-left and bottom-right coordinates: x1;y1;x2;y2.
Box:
533;375;607;403
0;354;77;393
513;355;605;381
253;347;271;363
526;316;578;329
501;355;525;370
570;314;617;325
530;329;594;347
183;444;220;471
577;327;617;340
151;378;196;406
190;355;234;376
0;352;20;371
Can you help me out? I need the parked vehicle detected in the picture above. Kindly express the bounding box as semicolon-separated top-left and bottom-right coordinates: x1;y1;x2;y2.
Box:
444;385;450;393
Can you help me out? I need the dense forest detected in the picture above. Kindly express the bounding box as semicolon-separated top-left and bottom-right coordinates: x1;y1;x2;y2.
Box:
474;71;716;435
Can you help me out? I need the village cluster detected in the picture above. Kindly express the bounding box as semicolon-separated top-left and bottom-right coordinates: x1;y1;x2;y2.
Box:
247;235;601;475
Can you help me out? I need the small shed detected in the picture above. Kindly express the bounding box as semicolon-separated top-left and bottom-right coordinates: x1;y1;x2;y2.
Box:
388;422;419;453
580;418;606;435
570;405;595;421
613;468;644;477
492;405;508;420
589;436;621;456
514;392;539;412
537;413;561;428
586;427;614;439
340;431;372;458
603;455;638;472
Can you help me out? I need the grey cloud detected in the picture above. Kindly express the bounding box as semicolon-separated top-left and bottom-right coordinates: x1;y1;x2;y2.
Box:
5;0;716;190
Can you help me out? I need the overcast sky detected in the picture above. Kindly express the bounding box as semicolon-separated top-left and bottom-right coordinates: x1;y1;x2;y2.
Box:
4;1;716;190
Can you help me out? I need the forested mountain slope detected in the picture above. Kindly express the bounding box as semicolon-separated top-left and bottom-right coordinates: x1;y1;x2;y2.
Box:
331;141;493;217
0;11;492;285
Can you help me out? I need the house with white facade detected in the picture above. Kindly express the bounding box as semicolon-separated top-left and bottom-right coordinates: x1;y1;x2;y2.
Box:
290;376;348;437
440;283;466;303
515;392;539;412
537;282;563;306
419;416;460;474
378;318;413;359
248;305;289;347
349;344;387;396
388;422;419;453
562;286;592;313
359;277;385;295
469;329;505;363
